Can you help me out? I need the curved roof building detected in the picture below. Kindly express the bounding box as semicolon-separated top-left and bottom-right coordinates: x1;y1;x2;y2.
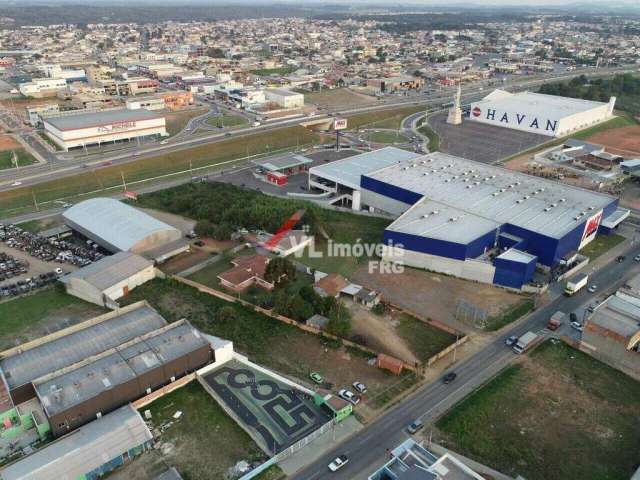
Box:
63;198;182;254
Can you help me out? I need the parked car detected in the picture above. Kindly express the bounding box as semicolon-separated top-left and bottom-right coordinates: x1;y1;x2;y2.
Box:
309;372;323;384
338;389;360;405
407;419;424;434
328;455;349;472
570;321;584;332
569;312;578;323
634;254;640;262
352;382;367;394
505;335;518;346
587;284;598;293
442;372;457;384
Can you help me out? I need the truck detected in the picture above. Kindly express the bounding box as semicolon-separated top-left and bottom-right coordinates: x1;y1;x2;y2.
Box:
547;311;565;331
564;273;588;296
513;331;539;354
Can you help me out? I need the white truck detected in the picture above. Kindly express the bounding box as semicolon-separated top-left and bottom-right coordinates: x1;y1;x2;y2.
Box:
513;331;539;354
564;273;588;296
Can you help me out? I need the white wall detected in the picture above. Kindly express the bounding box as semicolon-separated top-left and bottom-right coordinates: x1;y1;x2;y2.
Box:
382;246;496;284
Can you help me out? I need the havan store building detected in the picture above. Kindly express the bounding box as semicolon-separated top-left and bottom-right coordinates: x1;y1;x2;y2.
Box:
468;89;616;137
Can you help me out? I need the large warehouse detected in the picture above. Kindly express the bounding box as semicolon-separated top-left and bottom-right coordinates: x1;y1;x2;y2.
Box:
43;108;167;151
311;147;628;289
468;89;616;137
63;198;188;262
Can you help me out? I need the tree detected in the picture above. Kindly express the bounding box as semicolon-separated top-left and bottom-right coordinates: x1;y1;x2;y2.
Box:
264;257;296;287
207;47;225;58
288;295;314;322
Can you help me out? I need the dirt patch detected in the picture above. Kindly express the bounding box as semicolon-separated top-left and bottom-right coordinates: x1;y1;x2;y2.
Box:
585;125;640;156
352;266;523;333
347;301;419;364
0;135;20;151
159;249;210;275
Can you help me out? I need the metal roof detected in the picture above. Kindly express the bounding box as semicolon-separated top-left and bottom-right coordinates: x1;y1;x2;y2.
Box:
497;248;537;264
34;320;207;417
253;153;313;172
473;89;610;119
366;151;614;240
63;198;181;253
60;252;153;291
0;303;166;390
0;404;152;480
43;108;163;131
588;295;640;339
310;147;420;190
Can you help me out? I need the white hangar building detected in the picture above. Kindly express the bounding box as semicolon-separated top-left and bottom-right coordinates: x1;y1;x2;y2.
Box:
43;108;167;151
62;198;189;263
468;89;616;137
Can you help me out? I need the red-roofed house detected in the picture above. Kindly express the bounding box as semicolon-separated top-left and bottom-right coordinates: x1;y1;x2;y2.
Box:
217;254;274;292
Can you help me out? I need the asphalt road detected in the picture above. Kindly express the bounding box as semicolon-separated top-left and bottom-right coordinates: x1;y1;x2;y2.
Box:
0;65;633;191
291;242;640;480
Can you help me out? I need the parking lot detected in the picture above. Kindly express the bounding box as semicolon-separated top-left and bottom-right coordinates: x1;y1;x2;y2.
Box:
429;112;548;164
0;223;102;298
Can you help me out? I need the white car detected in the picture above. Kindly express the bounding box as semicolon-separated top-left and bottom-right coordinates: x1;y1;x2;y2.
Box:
634;254;640;262
11;181;22;187
328;455;349;472
570;320;584;332
352;382;367;394
587;285;598;293
338;389;360;405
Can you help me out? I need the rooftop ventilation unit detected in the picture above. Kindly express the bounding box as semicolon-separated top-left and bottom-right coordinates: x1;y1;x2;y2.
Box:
474;181;480;185
524;195;530;199
588;206;595;210
449;217;457;222
452;175;459;179
559;198;566;202
431;210;439;215
544;207;551;212
463;178;469;182
423;172;429;176
551;203;558;207
445;179;451;183
402;167;408;171
421;214;429;219
491;175;496;179
516;199;524;204
466;185;473;189
500;188;506;193
492;192;500;197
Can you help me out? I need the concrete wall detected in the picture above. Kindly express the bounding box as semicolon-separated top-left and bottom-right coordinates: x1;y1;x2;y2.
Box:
582;331;640;381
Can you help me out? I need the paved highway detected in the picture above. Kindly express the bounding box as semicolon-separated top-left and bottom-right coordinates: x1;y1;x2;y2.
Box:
291;242;640;480
0;65;634;192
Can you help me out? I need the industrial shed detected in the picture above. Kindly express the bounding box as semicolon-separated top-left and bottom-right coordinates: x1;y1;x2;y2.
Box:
34;319;210;437
0;404;153;480
63;198;188;262
60;251;155;307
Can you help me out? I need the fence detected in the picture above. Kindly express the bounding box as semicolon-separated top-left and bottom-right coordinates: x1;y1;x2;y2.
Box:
237;419;337;480
173;276;417;372
426;336;469;366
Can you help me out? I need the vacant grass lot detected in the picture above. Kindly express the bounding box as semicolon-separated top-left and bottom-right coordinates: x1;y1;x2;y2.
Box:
206;113;248;129
0;149;37;170
0;125;319;215
165;107;208;136
348;105;424;130
436;341;640;480
146;381;267;480
367;130;410;144
0;287;104;350
396;315;456;362
580;233;625;260
483;299;534;332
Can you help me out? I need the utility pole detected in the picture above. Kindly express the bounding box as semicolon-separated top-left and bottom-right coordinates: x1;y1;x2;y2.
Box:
31;190;39;212
120;171;127;192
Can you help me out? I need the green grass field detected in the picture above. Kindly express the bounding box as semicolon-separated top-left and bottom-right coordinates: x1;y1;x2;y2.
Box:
483;299;534;332
0;287;104;349
396;314;457;362
145;380;268;480
418;122;441;151
206;113;248;129
0;149;37;170
437;340;640;480
367;130;410;144
347;105;424;130
579;233;625;260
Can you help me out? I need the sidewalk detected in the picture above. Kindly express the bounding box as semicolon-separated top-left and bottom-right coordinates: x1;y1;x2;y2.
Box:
278;416;363;476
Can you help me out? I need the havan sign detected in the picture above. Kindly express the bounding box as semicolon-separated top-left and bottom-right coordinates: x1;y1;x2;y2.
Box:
97;121;137;133
579;210;603;250
472;106;558;133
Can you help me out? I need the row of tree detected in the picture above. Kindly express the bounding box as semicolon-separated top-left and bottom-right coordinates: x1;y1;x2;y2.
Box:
539;74;640;115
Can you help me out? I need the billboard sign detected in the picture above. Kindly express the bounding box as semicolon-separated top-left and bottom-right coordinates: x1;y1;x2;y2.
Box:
579;210;603;250
97;121;137;133
470;105;558;134
333;118;348;131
